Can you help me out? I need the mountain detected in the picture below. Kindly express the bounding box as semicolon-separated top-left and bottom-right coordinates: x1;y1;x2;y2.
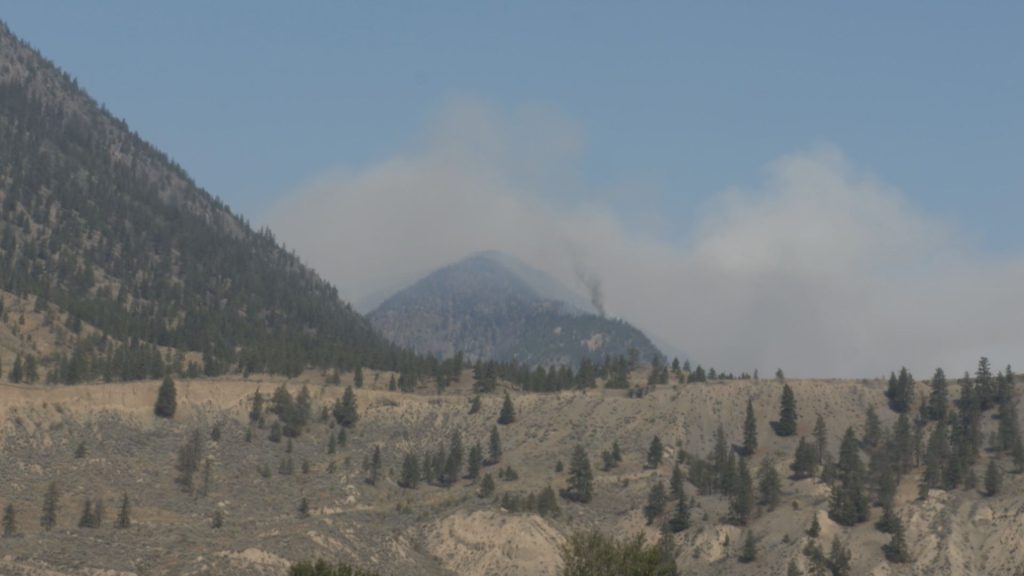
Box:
368;251;661;366
0;21;401;382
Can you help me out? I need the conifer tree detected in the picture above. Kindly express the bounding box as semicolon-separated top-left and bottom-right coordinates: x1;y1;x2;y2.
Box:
647;435;664;468
40;481;59;531
643;481;667;524
537;486;560;518
778;383;798;436
892;413;914;473
743;399;758;455
862;406;881;448
787;559;802;576
882;514;910;563
479;473;496;498
566;445;594;503
985;459;1001;497
791;437;818;479
828;428;868;526
298;497;310;518
78;498;95;528
729;457;754;525
400;453;419;489
354;365;364;388
333;386;359;428
829;537;851;576
813;414;827;464
488;425;502;464
368;446;382;485
612;440;623;464
467;443;483;480
444;431;464;485
498;392;516;425
807;514;821;537
670;464;685;500
927;368;948;421
469;395;481;414
738;530;757;563
2;504;15;537
920;418;949;495
667;488;690;532
154;375;177;418
757;458;781;509
116;493;130;528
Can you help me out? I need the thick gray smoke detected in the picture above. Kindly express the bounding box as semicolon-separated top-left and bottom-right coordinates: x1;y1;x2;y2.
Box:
267;99;1024;377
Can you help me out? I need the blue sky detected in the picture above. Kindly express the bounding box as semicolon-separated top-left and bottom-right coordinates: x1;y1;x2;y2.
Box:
2;2;1022;252
4;2;1024;374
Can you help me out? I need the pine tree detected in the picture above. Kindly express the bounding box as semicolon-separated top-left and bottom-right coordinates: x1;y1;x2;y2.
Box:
612;440;623;464
829;428;869;526
828;537;851;576
78;498;95;528
469;395;481;414
920;418;949;495
479;473;496;498
444;431;464;485
354;365;364;388
862;406;881;448
297;497;310;518
9;354;22;383
2;504;15;537
643;481;667;524
488;425;502;464
757;458;781;509
211;510;223;529
333;386;359;428
807;514;821;537
498;392;516;425
738;531;757;563
327;432;337;455
778;383;798;436
154;375;177;418
668;486;690;532
116;493;130;528
40;481;59;531
787;558;802;576
670;464;685;500
536;486;560;518
729;458;754;525
927;368;948;421
882;514;910;563
400;453;420;489
791;437;818;479
368;446;382;485
467;443;483;480
985;459;1001;497
743;399;758;455
647;435;664;468
813;414;827;464
567;445;594;503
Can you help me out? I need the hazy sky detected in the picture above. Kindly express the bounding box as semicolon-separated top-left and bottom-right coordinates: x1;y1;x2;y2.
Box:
3;3;1023;376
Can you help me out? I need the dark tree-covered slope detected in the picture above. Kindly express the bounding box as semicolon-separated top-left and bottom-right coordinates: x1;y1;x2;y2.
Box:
0;21;403;380
369;251;661;366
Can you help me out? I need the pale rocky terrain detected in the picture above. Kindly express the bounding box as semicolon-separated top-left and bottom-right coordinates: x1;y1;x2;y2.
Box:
1;373;1023;576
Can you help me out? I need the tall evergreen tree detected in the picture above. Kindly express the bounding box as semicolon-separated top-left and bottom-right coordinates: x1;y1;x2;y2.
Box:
985;459;1001;497
862;406;882;448
813;414;828;464
400;453;420;489
2;504;15;537
757;458;781;510
154;375;177;418
927;368;948;421
488;425;503;464
743;399;758;455
791;437;818;480
667;488;690;532
738;531;757;563
333;386;359;428
670;464;685;500
828;428;868;526
729;458;754;525
778;383;798;436
647;435;664;468
829;537;852;576
116;493;130;529
498;392;516;425
643;481;667;524
566;445;594;503
467;443;483;480
40;481;59;531
882;514;910;563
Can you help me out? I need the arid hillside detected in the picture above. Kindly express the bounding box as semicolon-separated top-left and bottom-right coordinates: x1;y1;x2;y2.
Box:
1;371;1023;576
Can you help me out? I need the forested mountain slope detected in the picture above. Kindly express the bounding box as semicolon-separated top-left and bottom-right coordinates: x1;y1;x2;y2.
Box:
0;21;404;382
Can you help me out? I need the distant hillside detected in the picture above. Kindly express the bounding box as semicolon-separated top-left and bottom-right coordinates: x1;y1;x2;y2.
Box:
0;21;401;382
368;251;661;366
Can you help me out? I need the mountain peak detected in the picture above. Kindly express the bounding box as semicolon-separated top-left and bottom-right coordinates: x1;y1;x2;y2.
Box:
368;252;659;365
